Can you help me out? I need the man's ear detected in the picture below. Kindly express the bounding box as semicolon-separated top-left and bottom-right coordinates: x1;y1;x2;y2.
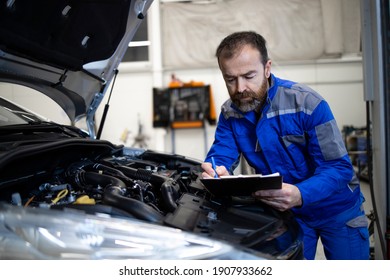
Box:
264;60;272;78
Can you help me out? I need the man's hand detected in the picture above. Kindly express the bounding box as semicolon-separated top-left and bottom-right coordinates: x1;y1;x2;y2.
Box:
253;182;302;212
201;162;229;178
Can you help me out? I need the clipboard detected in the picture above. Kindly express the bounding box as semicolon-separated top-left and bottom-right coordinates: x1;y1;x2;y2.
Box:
200;173;282;197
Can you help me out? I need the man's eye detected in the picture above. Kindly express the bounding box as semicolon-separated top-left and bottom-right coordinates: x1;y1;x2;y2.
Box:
226;78;235;83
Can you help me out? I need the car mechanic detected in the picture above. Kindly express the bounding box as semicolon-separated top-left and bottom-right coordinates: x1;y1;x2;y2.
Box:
201;31;370;260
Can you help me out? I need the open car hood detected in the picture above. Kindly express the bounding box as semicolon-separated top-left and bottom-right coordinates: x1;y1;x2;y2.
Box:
0;0;153;137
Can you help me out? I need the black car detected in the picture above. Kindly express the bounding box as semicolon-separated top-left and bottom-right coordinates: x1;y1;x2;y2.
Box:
0;0;303;260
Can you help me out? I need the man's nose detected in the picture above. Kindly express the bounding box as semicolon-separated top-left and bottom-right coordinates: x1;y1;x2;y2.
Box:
237;77;247;93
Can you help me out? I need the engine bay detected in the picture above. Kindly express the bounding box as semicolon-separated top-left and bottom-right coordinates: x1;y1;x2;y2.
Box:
0;139;303;259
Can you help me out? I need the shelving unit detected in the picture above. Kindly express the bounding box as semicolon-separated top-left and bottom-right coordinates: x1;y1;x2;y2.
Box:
152;85;216;154
344;127;368;181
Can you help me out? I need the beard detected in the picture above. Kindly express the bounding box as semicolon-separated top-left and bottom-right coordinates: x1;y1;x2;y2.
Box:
231;78;268;113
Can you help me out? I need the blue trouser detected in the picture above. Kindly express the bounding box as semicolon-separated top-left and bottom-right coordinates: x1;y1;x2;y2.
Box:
296;195;370;260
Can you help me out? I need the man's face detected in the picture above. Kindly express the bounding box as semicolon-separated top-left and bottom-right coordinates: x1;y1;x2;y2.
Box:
219;44;271;112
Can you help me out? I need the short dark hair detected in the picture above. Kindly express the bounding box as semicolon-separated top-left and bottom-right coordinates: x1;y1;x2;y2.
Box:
216;31;269;66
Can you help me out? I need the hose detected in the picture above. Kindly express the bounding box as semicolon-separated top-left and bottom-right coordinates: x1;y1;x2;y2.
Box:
77;171;164;223
116;165;180;211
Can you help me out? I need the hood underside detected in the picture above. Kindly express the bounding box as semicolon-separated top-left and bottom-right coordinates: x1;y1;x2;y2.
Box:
0;0;153;135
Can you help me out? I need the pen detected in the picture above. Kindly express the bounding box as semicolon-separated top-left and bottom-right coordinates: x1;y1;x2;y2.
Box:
211;156;218;178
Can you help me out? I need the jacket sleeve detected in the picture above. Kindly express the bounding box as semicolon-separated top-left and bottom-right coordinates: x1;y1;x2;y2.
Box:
204;113;241;174
295;100;356;209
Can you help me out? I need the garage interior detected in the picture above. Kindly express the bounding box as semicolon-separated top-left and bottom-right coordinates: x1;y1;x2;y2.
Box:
0;0;388;260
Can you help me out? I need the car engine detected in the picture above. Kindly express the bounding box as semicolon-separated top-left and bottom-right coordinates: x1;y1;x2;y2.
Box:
0;138;303;259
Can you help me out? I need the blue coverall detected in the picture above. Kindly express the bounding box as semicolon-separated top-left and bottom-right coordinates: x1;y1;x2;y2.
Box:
205;74;370;260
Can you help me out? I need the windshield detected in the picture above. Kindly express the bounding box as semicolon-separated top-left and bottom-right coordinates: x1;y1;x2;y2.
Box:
0;98;43;126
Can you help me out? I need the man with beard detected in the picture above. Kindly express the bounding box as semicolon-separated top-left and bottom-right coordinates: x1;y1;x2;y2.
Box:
201;31;369;260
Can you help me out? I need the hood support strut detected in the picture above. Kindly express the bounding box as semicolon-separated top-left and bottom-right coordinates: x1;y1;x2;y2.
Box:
96;69;119;139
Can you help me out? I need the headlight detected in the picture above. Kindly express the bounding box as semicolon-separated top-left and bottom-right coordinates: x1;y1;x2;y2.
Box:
0;203;264;260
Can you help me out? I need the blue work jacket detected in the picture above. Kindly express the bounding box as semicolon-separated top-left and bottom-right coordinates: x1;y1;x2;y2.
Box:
205;74;361;220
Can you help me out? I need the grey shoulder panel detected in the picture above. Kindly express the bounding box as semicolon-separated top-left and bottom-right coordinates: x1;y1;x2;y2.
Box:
267;84;324;118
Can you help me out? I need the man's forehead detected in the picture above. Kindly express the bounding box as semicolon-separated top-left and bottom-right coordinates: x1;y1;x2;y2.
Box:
220;47;262;73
